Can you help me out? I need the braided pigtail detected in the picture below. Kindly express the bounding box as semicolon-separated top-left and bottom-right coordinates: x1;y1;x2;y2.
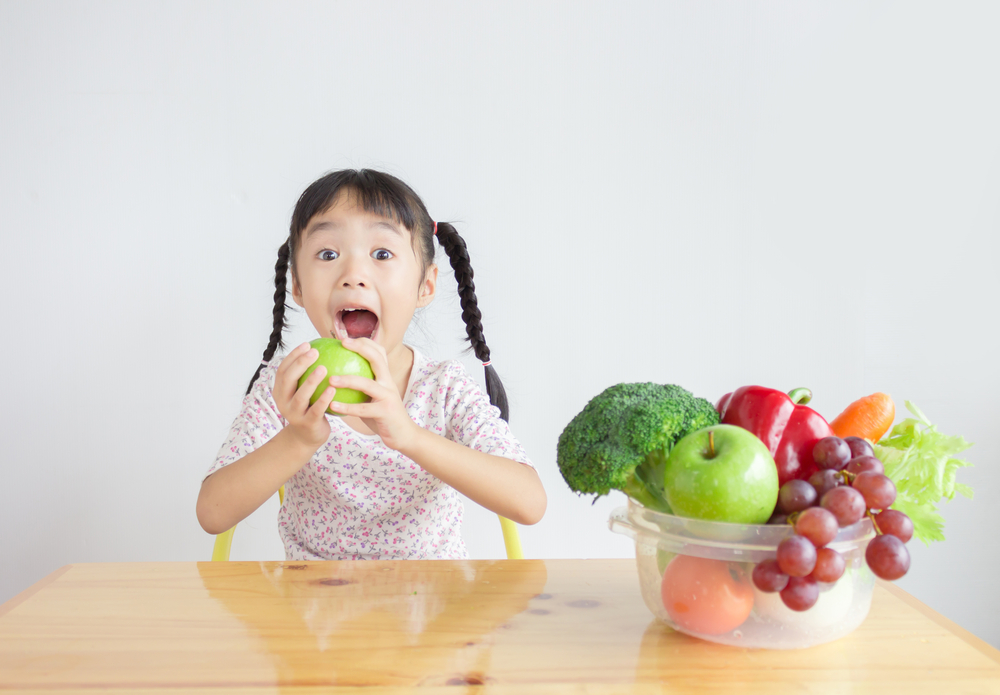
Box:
245;239;291;395
434;221;510;422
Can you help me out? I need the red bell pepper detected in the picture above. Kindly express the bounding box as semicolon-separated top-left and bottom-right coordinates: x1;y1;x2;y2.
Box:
716;386;834;487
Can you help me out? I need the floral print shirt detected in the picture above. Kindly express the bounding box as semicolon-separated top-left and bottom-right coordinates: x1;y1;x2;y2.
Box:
206;345;533;560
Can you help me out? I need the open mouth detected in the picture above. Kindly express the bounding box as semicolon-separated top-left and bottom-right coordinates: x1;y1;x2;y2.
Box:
335;307;379;341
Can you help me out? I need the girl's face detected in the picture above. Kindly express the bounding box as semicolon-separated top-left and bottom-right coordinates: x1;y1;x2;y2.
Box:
290;191;437;358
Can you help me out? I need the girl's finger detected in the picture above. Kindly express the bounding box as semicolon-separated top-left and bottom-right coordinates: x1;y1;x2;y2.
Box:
275;343;313;379
327;400;374;419
291;365;328;412
308;384;338;421
274;345;318;399
340;338;391;384
329;374;387;399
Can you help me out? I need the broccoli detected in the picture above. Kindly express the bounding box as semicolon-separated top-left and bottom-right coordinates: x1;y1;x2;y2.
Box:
557;383;720;511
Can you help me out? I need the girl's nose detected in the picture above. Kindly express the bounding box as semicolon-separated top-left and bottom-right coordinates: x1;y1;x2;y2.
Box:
338;254;370;288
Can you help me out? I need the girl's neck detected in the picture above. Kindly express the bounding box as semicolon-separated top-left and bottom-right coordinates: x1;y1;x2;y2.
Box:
386;342;415;400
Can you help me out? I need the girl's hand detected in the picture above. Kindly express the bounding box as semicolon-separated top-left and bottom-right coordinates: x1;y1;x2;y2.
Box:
328;337;419;452
272;342;339;451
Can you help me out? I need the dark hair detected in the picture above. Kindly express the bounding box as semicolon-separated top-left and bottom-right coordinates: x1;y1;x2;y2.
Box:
244;169;510;422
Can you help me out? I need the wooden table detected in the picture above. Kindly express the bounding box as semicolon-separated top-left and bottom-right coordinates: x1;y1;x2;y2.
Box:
1;560;998;693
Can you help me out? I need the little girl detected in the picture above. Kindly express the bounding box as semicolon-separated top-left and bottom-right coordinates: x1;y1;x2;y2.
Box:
196;169;546;560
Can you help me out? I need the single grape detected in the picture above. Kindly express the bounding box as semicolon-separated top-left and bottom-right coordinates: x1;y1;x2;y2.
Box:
874;509;914;543
811;547;846;583
767;512;789;526
844;436;874;459
852;472;897;511
780;575;820;611
846;455;884;476
776;535;817;577
795;507;839;548
820;486;867;527
809;469;842;498
777;479;818;514
866;534;911;580
752;558;789;593
813;436;852;471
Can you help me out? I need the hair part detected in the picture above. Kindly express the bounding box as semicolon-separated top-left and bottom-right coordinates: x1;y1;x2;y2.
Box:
245;169;509;422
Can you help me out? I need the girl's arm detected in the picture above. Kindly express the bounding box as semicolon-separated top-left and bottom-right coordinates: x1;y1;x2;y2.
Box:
197;428;316;535
329;337;547;526
396;427;546;526
196;343;338;535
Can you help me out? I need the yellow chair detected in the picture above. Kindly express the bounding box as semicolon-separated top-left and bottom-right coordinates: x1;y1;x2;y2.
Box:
211;486;523;560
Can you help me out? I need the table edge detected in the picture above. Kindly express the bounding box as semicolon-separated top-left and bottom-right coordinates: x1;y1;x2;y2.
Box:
879;579;1000;665
0;564;73;619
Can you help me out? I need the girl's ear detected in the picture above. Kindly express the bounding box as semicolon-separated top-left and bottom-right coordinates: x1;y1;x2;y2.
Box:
417;263;438;308
290;271;304;307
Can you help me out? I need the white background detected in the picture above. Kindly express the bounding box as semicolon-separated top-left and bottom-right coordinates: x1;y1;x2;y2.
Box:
2;1;998;648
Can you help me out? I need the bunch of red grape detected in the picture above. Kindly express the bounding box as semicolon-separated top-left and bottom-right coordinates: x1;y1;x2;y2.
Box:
752;436;913;611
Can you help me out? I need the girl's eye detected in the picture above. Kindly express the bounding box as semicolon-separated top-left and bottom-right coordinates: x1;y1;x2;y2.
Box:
319;250;338;261
372;249;393;261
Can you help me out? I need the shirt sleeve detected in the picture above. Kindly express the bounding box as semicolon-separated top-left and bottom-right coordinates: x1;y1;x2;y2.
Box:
440;360;534;468
204;362;287;481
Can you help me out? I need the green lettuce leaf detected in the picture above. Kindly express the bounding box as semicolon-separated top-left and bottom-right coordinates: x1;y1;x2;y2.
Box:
873;401;973;545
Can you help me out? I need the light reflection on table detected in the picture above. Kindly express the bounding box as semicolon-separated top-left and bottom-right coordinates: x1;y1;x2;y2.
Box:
196;559;550;686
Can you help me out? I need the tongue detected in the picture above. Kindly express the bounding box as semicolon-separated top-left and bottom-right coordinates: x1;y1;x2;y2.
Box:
343;310;377;339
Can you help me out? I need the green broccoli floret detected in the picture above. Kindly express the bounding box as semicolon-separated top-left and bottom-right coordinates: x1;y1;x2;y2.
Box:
557;383;720;510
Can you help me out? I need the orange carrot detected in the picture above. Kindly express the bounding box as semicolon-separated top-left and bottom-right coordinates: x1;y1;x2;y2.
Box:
830;393;896;442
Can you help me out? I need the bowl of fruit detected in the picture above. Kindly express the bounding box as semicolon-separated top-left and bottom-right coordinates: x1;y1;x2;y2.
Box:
558;383;972;649
609;497;878;648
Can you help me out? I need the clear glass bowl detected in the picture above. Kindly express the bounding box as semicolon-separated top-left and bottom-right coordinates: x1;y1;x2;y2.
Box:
609;498;876;649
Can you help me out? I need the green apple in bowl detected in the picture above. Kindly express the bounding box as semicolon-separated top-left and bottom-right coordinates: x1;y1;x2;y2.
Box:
663;424;779;525
297;338;375;413
656;548;676;575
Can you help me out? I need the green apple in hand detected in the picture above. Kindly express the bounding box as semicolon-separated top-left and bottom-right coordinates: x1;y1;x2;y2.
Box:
297;338;375;413
663;424;779;524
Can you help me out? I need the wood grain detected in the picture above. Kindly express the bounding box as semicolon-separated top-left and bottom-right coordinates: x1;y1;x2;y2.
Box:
0;560;997;694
